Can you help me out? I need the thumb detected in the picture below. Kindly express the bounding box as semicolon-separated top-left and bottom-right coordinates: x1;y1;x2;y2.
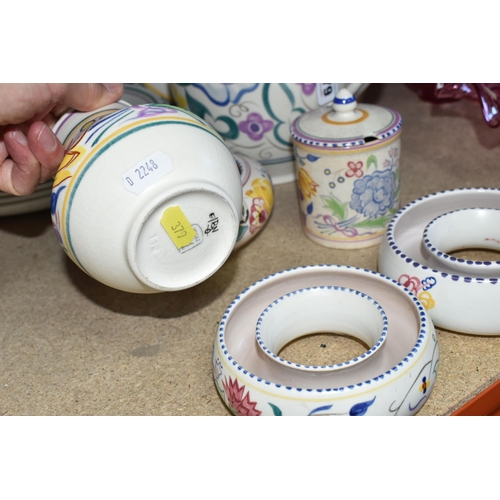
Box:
52;83;124;115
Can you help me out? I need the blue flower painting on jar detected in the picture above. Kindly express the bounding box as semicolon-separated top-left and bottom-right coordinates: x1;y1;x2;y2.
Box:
350;169;396;219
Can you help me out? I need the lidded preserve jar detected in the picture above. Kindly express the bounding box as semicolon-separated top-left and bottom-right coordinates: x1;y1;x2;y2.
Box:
290;88;402;249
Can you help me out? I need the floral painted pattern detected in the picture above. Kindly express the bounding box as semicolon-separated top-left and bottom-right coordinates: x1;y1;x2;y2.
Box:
188;83;259;106
238;112;273;141
383;146;399;170
398;274;436;310
245;177;273;213
299;83;316;96
222;377;262;416
350;169;395;218
398;274;437;294
249;198;268;234
308;398;376;416
420;376;429;394
417;291;435;310
345;160;364;178
235;158;274;248
314;193;359;237
421;276;437;290
131;104;179;119
298;167;319;200
398;274;423;295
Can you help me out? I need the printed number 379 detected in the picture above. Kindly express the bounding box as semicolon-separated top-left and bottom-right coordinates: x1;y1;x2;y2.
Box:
171;221;187;238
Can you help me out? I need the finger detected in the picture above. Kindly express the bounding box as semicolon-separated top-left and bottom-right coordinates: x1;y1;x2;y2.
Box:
50;83;124;115
1;128;42;195
0;83;124;126
0;132;11;194
0;126;8;165
0;83;55;126
27;122;65;183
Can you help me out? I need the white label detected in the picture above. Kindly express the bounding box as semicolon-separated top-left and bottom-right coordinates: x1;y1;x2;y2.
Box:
317;83;339;105
123;150;174;195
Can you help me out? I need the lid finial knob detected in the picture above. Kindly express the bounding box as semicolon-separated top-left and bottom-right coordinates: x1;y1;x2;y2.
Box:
332;88;357;114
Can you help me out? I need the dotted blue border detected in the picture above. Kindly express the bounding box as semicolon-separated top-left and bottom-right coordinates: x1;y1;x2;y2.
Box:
423;207;500;269
289;107;403;149
217;264;431;393
385;188;500;284
255;286;388;371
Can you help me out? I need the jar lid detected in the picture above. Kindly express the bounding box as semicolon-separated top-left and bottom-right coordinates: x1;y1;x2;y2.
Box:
290;88;402;150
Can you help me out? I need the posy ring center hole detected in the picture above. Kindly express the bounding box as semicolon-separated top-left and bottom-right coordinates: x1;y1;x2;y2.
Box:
255;286;388;372
423;207;500;277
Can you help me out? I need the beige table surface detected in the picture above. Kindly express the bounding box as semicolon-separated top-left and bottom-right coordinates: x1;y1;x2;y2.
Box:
1;83;500;416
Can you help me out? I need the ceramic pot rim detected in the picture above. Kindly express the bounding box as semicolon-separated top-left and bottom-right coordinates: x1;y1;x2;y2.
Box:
217;264;433;394
423;207;500;269
290;105;402;151
52;99;132;138
385;188;500;284
255;286;388;372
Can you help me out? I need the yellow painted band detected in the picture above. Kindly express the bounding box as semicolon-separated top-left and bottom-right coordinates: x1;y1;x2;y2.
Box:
321;108;369;125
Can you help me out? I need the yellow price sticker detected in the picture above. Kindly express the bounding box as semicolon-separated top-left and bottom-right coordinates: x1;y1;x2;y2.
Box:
160;206;197;250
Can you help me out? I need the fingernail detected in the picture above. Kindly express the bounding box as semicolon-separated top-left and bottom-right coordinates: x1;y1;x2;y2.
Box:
37;124;58;151
103;83;123;93
11;130;28;146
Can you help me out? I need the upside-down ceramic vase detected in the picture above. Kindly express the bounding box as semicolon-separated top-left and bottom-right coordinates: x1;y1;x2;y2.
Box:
169;83;369;185
51;101;243;293
291;88;402;249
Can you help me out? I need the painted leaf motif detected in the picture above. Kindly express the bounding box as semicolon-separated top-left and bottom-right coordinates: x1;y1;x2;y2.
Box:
306;154;320;162
269;403;282;416
215;115;239;140
51;186;66;215
185;90;211;120
367;154;378;170
263;83;294;122
262;84;305;146
323;195;347;221
349;397;376;416
308;404;333;416
237;225;248;242
352;214;393;228
433;358;440;376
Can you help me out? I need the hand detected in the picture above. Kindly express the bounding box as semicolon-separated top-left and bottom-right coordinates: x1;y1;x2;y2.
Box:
0;83;124;196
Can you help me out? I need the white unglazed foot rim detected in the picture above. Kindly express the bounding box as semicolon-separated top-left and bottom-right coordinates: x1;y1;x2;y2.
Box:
256;286;388;372
378;188;500;334
212;265;439;416
127;182;239;291
423;207;500;277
